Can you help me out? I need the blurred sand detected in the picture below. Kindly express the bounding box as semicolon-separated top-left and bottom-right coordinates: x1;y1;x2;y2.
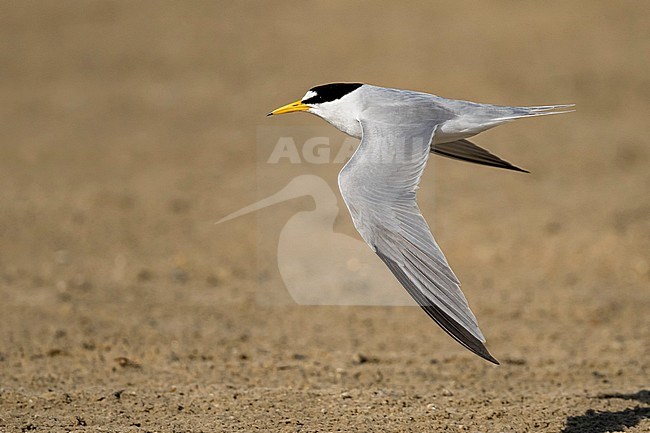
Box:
0;1;648;432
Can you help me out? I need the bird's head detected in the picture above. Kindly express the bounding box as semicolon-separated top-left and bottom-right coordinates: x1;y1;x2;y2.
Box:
267;83;364;119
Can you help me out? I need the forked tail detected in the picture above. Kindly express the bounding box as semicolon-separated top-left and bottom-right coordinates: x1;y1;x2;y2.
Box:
493;104;576;122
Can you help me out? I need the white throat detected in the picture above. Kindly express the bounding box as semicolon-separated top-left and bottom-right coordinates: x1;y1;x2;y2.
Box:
309;93;363;139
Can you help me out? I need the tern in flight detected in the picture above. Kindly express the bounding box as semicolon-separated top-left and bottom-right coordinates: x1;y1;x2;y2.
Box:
267;83;573;363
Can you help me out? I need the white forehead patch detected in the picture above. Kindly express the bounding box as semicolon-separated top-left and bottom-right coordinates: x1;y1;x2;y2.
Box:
302;90;317;101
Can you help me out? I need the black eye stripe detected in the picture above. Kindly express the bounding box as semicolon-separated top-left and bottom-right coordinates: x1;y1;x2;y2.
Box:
302;83;363;104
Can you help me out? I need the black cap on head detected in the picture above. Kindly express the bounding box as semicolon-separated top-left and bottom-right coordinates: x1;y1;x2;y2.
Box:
302;83;363;104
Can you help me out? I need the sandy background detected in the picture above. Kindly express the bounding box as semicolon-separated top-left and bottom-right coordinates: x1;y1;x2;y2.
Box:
1;1;648;432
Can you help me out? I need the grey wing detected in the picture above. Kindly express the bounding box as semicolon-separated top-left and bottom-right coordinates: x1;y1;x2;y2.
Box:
338;118;498;364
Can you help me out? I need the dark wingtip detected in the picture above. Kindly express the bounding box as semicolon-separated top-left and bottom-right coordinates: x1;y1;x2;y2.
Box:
471;340;500;365
266;112;273;117
496;163;529;173
481;350;500;365
375;245;500;366
431;139;529;174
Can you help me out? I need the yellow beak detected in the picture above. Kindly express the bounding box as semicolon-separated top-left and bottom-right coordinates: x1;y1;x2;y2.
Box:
267;99;309;116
